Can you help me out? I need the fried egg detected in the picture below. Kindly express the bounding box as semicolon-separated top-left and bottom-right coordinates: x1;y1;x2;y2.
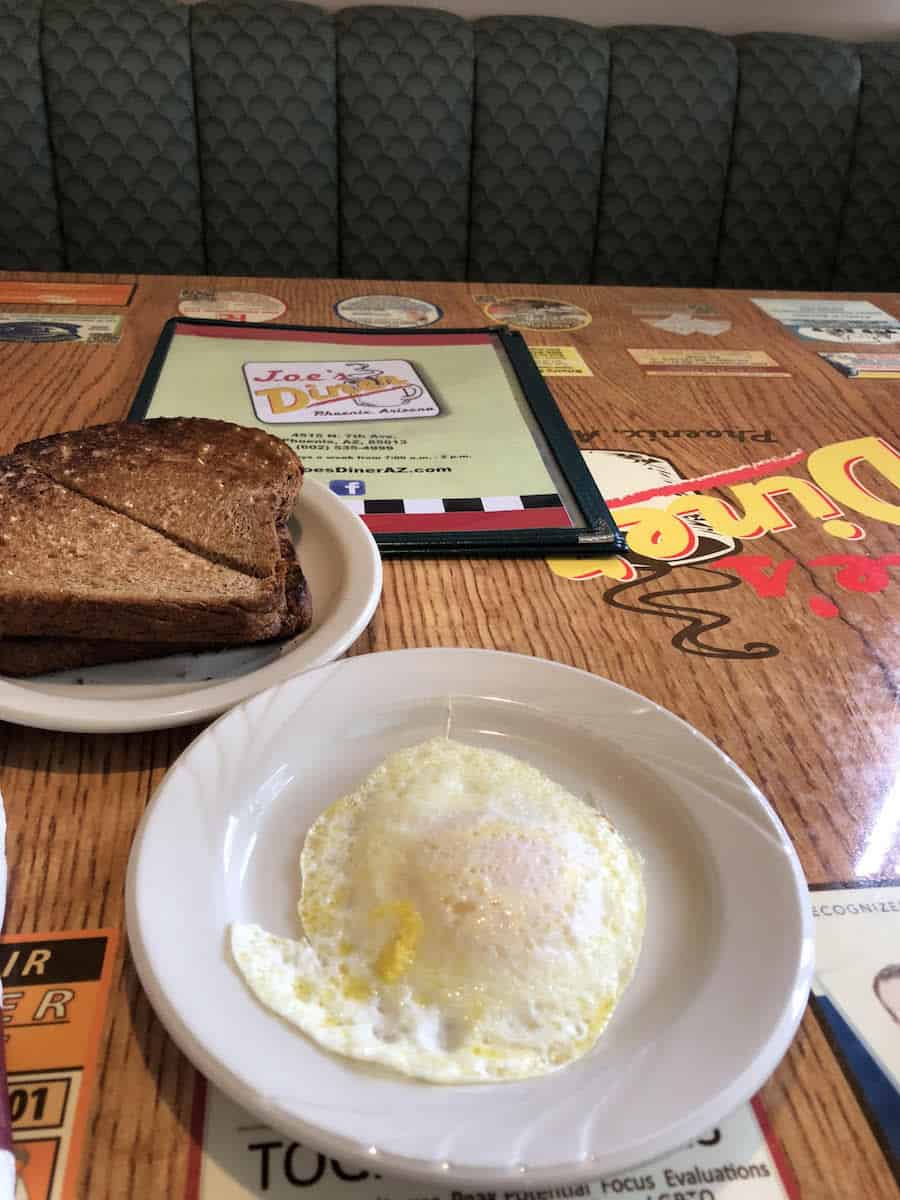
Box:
231;737;645;1083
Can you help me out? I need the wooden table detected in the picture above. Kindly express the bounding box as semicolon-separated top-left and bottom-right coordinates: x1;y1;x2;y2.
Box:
0;274;897;1199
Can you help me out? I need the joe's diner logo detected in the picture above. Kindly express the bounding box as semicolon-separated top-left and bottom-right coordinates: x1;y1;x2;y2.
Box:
549;436;900;660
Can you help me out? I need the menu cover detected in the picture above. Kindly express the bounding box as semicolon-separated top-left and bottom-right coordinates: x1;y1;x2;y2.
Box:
128;319;624;557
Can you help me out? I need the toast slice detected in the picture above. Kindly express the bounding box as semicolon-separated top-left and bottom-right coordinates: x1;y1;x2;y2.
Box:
0;552;312;676
0;636;218;676
0;459;306;643
14;417;302;578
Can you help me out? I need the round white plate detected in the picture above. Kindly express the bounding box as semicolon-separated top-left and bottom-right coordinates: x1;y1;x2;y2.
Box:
126;648;813;1185
0;479;382;733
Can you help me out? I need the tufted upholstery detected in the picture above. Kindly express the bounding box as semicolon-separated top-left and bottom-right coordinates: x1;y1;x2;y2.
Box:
2;0;899;290
0;0;62;268
41;0;204;273
468;17;609;284
192;0;338;278
834;42;900;291
716;34;861;291
336;6;473;280
593;26;737;287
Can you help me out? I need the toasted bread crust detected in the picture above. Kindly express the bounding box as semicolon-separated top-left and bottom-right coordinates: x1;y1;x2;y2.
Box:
15;417;302;577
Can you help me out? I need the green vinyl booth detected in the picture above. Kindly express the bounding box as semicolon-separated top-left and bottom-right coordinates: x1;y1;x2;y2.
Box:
2;0;899;290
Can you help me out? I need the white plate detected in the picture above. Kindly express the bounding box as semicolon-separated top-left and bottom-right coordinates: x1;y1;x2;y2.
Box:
0;479;382;733
126;649;813;1185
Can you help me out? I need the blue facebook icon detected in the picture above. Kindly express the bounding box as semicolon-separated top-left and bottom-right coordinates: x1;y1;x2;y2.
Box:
330;480;366;496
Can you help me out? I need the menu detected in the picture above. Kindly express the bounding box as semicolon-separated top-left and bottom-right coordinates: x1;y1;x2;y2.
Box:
1;931;117;1200
810;884;900;1176
130;319;624;555
186;1083;796;1200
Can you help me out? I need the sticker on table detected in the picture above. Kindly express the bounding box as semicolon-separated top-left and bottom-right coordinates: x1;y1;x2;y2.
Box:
752;298;900;344
243;360;439;423
178;291;286;322
633;304;732;336
186;1081;797;1199
475;295;592;331
531;345;593;376
628;349;790;377
334;295;441;328
1;930;117;1200
0;282;134;306
810;884;900;1179
820;352;900;379
0;314;122;344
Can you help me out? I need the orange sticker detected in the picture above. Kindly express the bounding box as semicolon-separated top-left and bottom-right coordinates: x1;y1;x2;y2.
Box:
2;930;118;1200
0;283;134;306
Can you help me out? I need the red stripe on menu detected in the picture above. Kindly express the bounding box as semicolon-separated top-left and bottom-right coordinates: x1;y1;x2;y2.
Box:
362;507;573;533
751;1095;802;1200
183;1072;208;1200
607;449;806;507
173;324;492;347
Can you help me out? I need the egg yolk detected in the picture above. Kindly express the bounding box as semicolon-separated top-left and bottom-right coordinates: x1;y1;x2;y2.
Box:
372;900;424;983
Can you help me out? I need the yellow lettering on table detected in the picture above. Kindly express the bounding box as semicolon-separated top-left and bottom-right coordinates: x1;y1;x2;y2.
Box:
728;476;843;527
613;505;699;560
663;478;836;540
257;386;309;413
807;436;900;525
550;436;900;583
613;469;871;561
547;555;635;581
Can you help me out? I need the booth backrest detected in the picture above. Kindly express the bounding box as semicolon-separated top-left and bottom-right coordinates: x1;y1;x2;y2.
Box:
2;0;899;289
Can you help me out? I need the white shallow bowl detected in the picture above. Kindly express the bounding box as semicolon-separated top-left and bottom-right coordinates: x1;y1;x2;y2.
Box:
0;479;382;733
126;648;813;1185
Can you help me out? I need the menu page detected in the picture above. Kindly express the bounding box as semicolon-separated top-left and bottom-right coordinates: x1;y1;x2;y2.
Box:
810;884;900;1175
186;1082;796;1200
143;328;568;528
2;931;117;1200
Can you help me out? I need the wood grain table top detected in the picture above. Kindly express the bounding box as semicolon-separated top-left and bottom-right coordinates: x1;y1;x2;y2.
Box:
0;273;896;1198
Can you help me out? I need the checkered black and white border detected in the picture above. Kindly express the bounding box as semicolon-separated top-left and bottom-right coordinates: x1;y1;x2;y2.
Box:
338;493;565;515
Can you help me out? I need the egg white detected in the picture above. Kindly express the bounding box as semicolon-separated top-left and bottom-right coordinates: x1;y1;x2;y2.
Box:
231;737;645;1083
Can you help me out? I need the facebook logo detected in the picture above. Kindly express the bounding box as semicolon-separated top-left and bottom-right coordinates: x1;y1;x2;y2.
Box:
329;479;366;496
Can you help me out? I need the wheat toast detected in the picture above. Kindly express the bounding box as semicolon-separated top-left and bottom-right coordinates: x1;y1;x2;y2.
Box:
0;459;307;643
14;417;301;578
0;557;312;676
